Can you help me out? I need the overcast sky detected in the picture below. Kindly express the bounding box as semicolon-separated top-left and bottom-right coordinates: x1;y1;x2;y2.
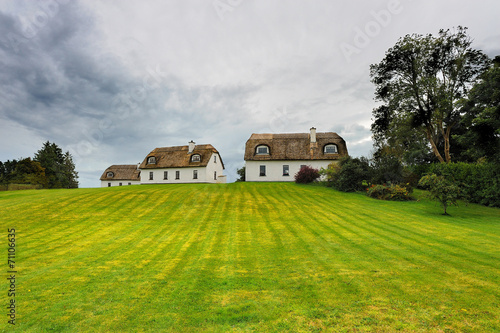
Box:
1;0;499;187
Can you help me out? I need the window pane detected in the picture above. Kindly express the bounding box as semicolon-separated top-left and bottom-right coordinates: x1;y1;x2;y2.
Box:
164;171;168;180
257;146;268;154
176;171;180;179
260;165;266;176
324;144;337;154
283;165;289;176
149;172;153;180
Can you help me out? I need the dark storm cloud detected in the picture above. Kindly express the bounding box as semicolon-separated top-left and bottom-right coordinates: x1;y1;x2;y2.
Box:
0;2;131;142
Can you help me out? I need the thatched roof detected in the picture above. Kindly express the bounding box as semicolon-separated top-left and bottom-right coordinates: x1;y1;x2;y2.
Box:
139;144;225;169
244;132;348;161
100;165;140;181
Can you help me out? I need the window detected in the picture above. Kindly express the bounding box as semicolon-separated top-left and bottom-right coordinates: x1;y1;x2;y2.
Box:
324;144;338;154
256;145;269;155
106;171;114;178
214;155;217;163
191;154;201;162
108;183;111;187
149;172;153;180
164;171;168;180
214;171;217;180
147;156;156;164
119;183;122;186
300;165;306;170
283;165;289;176
193;170;198;179
260;165;266;176
128;182;131;185
175;171;180;180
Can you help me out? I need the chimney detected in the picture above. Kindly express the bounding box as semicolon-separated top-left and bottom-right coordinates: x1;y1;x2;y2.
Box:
188;140;195;153
310;127;317;143
137;163;140;170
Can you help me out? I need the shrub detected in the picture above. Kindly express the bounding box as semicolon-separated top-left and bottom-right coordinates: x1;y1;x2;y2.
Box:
334;157;371;192
366;184;412;201
295;166;320;184
370;154;404;185
319;162;341;187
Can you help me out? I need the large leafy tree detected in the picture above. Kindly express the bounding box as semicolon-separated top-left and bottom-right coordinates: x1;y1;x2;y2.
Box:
370;27;490;163
453;56;500;162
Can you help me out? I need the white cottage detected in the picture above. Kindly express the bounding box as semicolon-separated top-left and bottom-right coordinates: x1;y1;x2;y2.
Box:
100;164;141;187
139;141;226;184
244;128;348;182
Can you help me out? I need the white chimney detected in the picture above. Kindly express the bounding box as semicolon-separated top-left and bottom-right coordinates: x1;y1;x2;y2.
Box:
310;127;317;143
188;140;195;153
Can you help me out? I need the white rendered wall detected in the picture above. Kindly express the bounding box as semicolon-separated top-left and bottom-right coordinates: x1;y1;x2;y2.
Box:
101;180;141;187
245;160;337;182
140;153;224;184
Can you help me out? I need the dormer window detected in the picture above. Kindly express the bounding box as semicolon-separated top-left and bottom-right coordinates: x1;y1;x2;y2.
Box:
106;171;114;178
147;156;156;164
191;154;201;162
256;145;269;155
324;144;338;154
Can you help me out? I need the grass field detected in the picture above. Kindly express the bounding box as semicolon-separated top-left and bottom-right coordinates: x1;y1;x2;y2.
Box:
1;182;499;332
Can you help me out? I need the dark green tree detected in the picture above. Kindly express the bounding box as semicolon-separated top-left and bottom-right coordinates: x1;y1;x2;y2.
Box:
34;141;78;188
453;56;500;162
370;27;490;163
0;160;18;184
236;166;245;182
63;151;79;188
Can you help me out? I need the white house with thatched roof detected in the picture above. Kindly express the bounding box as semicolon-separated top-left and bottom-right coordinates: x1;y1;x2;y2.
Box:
244;128;348;182
100;164;141;187
139;141;226;184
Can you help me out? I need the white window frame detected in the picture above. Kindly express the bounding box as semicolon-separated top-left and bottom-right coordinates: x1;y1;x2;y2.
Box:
324;144;338;154
256;145;269;155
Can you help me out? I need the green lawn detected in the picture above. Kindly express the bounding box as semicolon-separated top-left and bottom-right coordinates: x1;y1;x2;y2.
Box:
1;182;499;332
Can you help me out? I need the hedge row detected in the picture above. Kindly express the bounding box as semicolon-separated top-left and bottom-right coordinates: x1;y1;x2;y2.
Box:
416;162;499;207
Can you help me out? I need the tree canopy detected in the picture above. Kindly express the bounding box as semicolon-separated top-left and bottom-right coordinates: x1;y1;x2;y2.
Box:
1;141;78;189
370;27;491;163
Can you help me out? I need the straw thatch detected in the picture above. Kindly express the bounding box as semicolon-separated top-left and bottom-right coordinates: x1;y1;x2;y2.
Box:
100;165;141;181
244;132;348;161
139;144;225;169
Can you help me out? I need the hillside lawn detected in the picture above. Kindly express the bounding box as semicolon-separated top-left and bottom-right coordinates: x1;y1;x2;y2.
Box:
1;182;499;332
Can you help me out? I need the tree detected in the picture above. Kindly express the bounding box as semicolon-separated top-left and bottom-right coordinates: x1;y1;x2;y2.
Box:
418;173;461;215
236;166;245;182
453;56;500;162
11;158;47;187
63;151;79;188
34;141;78;188
370;27;490;163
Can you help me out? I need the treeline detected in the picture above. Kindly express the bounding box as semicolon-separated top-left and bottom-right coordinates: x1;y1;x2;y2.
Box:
0;141;78;190
318;156;499;208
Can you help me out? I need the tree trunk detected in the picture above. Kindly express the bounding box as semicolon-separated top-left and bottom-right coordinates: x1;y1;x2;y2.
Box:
424;126;445;163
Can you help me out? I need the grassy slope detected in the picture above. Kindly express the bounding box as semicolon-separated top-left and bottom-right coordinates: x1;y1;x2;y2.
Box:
1;183;499;332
